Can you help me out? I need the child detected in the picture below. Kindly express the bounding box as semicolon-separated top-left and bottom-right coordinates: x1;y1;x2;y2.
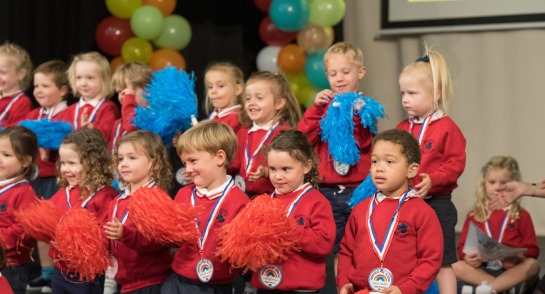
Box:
204;61;244;134
230;71;301;196
0;126;39;294
161;120;249;293
25;60;70;293
48;128;118;293
103;131;173;293
110;62;152;152
0;42;33;128
64;51;120;142
337;129;443;294
453;156;540;294
251;130;335;292
396;48;466;294
298;42;377;271
0;247;14;294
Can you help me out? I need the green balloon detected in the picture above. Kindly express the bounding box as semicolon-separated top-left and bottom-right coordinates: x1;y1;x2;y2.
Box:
131;6;164;40
106;0;142;19
308;0;346;27
121;37;153;63
153;15;192;51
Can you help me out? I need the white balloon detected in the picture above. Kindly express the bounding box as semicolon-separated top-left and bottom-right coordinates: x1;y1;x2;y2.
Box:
256;46;281;72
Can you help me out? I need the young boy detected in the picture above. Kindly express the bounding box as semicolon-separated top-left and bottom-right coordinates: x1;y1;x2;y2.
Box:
298;42;380;271
336;129;443;294
161;120;249;293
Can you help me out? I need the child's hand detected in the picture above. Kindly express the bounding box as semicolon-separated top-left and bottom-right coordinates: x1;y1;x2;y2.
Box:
463;252;482;268
104;217;123;240
353;97;366;111
380;285;401;294
339;283;355;294
80;109;94;129
315;89;335;106
414;173;431;197
247;166;267;182
39;147;49;161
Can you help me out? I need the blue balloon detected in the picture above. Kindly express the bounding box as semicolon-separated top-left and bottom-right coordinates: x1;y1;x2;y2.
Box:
269;0;309;32
305;52;330;89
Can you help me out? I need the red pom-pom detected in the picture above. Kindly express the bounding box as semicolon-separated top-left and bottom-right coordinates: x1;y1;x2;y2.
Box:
14;199;63;242
129;186;199;246
216;194;299;271
54;207;109;281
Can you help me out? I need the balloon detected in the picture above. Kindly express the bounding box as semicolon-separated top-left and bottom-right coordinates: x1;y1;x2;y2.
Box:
254;0;273;13
143;0;176;16
269;0;309;32
277;44;306;74
153;15;192;50
256;46;281;72
95;16;134;56
259;16;298;46
149;49;186;71
296;24;334;53
285;73;313;105
308;0;346;27
121;38;153;63
110;57;125;73
130;5;164;40
305;52;330;89
304;87;320;108
106;0;143;19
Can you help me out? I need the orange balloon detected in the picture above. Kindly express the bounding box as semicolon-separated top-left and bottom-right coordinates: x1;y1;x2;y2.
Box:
149;49;186;71
143;0;176;16
277;44;306;74
110;56;125;73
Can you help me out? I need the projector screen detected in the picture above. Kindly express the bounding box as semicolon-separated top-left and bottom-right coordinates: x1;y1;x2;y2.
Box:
380;0;545;36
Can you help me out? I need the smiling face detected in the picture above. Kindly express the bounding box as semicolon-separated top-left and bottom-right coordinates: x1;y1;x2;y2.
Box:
325;53;365;94
244;80;286;126
180;149;227;191
371;140;418;197
267;149;311;194
33;73;67;109
75;61;102;101
59;143;83;187
0;55;24;96
117;142;153;192
205;69;242;111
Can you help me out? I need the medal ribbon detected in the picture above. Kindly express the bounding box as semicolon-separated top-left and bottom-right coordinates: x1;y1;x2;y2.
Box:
111;120;124;153
0;92;24;122
408;113;434;145
65;186;104;208
271;183;313;217
0;179;28;195
367;189;412;264
191;178;234;254
244;122;279;174
484;211;510;243
38;103;63;121
209;105;241;119
73;98;106;129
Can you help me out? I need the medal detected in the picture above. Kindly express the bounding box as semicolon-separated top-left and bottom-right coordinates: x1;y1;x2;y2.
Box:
234;174;245;192
486;259;503;271
176;167;190;186
259;264;283;289
368;267;394;291
105;256;118;279
334;160;350;176
196;258;214;283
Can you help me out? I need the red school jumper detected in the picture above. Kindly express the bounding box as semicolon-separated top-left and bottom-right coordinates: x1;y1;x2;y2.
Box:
64;98;120;142
251;184;336;291
298;101;373;187
210;105;242;135
0;92;33;128
171;179;249;284
109;93;139;151
337;191;443;294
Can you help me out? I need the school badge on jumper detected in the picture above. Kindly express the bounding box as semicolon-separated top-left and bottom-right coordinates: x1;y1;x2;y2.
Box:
196;258;214;283
259;264;283;289
334;160;350;176
234;174;246;192
368;267;393;291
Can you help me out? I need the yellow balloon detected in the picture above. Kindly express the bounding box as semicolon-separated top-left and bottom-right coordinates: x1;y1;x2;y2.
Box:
106;0;143;19
121;38;153;63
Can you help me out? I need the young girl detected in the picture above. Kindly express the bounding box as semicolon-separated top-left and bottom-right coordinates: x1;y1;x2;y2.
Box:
48;128;118;293
0;247;14;294
251;129;335;292
204;61;244;134
0;126;38;294
396;48;466;294
103;131;173;293
64;51;120;142
25;60;70;293
0;42;33;128
230;71;302;196
453;156;540;294
110;62;152;152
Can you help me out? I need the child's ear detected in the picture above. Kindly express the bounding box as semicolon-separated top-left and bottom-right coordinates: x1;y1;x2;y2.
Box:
303;159;312;175
60;85;69;98
235;83;243;97
22;155;32;168
215;150;227;166
358;66;366;80
274;97;287;111
407;163;419;179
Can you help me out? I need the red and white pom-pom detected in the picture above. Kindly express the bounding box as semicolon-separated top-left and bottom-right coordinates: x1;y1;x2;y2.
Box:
216;194;299;271
14;199;63;242
54;207;109;281
129;186;199;246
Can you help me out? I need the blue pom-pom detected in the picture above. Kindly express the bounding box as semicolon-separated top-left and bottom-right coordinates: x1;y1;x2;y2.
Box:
133;66;198;145
19;119;73;149
358;97;385;134
424;280;439;294
348;174;376;208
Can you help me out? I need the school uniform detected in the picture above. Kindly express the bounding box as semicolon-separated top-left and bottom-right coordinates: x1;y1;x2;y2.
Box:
109;93;138;152
209;105;242;134
0;92;33;128
64;98;120;142
0;273;14;294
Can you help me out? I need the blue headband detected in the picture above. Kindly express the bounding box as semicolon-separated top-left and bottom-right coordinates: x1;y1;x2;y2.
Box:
416;56;429;62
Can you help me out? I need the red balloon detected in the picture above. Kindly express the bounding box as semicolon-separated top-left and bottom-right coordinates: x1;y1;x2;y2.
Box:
254;0;273;13
259;16;298;46
95;16;135;56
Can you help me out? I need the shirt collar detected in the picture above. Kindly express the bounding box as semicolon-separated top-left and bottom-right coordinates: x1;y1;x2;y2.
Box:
410;110;445;123
215;105;241;118
274;182;309;196
249;119;274;133
42;101;68;117
0;176;22;187
195;175;232;200
80;97;103;107
375;188;417;202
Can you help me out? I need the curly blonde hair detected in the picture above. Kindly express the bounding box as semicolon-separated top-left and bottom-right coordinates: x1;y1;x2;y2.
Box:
472;155;522;223
57;129;113;199
114;131;172;190
0;42;33;91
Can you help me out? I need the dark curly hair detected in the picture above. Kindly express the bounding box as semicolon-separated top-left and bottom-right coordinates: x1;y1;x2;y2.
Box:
372;129;421;165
